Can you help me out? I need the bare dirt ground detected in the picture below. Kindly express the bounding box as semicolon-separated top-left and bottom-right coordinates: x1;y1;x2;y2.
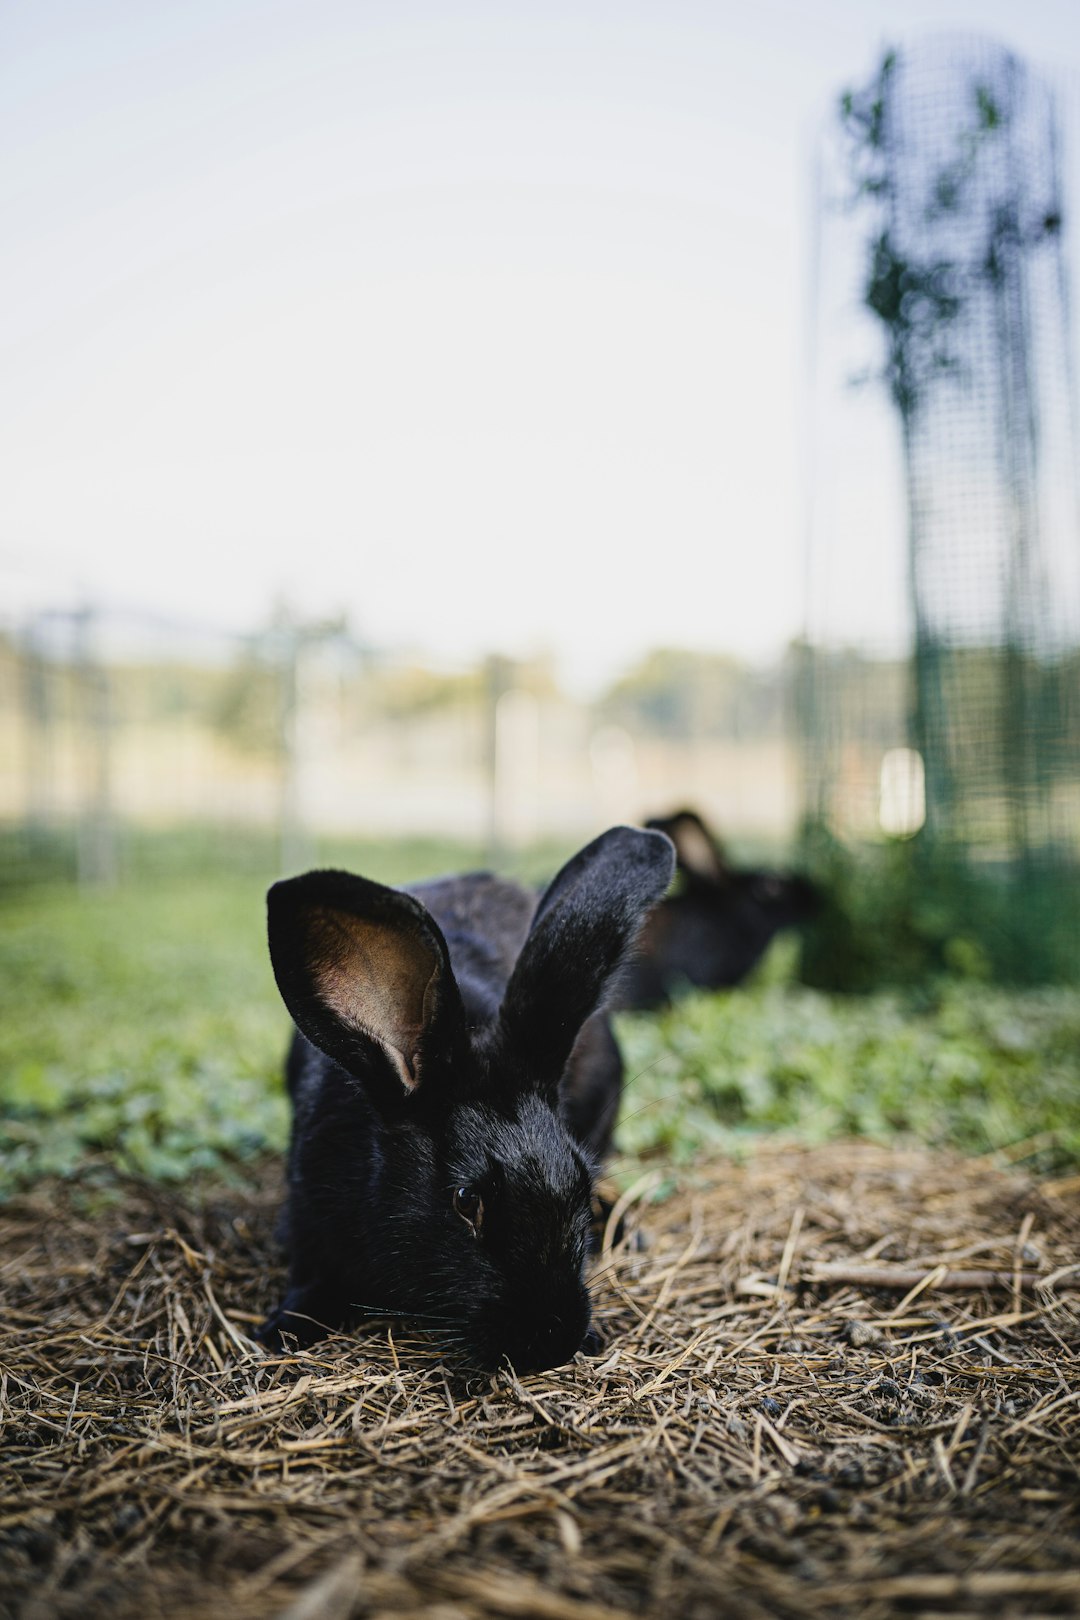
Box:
1;1141;1078;1620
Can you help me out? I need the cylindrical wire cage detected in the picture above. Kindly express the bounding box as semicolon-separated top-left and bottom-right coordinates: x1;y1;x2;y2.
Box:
801;36;1080;984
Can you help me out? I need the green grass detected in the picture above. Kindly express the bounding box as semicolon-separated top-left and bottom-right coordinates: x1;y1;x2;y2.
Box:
0;833;493;1193
796;825;1080;990
615;947;1080;1175
2;857;1078;1198
0;874;289;1189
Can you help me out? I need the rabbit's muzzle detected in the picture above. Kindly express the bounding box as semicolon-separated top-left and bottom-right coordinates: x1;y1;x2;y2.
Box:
472;1278;592;1373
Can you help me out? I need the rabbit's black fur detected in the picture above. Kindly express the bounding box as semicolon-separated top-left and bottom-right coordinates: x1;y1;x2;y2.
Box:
259;825;674;1371
616;809;818;1011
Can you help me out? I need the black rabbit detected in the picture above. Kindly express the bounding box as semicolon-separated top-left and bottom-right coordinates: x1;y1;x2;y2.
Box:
616;808;818;1011
258;824;675;1371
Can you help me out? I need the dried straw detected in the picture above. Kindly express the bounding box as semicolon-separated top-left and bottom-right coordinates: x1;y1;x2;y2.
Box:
1;1141;1078;1620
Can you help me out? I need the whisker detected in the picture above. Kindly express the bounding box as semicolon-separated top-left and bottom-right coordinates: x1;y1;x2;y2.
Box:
349;1305;466;1326
613;1093;668;1129
619;1054;670;1096
585;1261;622;1287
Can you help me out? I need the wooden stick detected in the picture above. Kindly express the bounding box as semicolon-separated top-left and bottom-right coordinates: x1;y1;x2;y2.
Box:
805;1263;1045;1292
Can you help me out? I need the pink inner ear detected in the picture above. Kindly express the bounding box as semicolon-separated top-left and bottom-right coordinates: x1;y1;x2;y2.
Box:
307;906;439;1090
672;819;728;883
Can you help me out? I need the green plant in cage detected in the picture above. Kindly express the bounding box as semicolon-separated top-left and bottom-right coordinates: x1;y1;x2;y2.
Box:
801;38;1080;987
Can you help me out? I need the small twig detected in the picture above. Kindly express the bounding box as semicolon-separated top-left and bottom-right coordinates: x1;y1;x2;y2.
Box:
804;1263;1044;1293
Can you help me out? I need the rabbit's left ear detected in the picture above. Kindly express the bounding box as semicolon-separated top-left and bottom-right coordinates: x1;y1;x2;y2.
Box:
267;870;468;1106
494;826;675;1096
647;809;731;885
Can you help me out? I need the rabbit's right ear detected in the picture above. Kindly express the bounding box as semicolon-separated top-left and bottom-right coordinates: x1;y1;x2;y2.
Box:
267;870;467;1105
495;826;675;1095
646;809;731;886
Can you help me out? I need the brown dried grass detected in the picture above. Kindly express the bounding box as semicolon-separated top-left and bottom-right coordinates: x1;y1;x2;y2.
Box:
1;1141;1079;1620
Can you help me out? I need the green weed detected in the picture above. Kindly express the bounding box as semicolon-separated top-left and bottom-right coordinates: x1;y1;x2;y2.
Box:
2;864;1078;1197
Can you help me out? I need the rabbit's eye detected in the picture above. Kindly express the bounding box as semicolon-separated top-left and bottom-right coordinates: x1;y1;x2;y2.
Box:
453;1185;484;1235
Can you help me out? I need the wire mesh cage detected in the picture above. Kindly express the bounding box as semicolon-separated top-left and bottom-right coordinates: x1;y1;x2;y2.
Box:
802;36;1080;984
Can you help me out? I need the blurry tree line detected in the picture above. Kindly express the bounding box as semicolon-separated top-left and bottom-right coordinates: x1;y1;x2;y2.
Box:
1;618;926;783
0;611;810;890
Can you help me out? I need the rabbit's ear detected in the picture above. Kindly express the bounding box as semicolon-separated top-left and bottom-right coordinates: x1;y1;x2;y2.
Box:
647;809;731;885
495;827;675;1095
267;870;466;1102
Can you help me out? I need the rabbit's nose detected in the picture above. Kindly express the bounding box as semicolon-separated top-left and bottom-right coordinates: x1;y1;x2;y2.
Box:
511;1307;591;1373
514;1334;574;1372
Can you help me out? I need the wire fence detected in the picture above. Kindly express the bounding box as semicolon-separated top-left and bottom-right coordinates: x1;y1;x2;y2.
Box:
800;36;1080;984
0;603;802;889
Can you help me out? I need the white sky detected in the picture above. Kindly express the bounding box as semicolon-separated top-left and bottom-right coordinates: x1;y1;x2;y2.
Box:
2;0;1076;692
